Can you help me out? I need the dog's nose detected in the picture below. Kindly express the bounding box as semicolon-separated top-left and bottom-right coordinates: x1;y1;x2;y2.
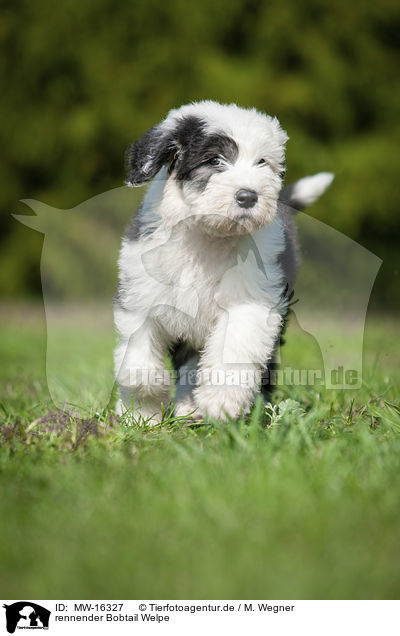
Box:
235;189;258;209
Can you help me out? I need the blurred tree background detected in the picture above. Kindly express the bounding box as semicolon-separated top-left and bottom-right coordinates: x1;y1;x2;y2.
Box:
0;0;399;306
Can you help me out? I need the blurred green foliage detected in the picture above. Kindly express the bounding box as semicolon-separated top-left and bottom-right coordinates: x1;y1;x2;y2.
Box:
0;0;399;304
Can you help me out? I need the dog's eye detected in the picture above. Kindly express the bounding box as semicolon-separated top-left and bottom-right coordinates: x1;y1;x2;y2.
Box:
208;157;223;167
256;158;267;166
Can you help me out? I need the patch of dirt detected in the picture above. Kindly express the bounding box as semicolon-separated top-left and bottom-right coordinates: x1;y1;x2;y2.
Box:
0;408;119;450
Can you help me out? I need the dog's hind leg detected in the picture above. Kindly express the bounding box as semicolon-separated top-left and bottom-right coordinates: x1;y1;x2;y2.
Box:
260;308;290;401
169;341;201;419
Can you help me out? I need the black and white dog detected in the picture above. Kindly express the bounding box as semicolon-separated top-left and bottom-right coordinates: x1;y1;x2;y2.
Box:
114;101;333;423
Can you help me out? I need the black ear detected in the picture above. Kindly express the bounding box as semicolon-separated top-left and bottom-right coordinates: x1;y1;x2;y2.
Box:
125;124;177;186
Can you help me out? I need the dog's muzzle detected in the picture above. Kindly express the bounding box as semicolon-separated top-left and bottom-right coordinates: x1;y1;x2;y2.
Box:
235;188;258;209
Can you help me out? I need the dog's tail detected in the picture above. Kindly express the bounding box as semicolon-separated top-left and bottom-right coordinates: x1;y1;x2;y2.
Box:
279;172;334;212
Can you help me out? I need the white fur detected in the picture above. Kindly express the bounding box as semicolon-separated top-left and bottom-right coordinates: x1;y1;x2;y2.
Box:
114;101;327;424
291;172;334;208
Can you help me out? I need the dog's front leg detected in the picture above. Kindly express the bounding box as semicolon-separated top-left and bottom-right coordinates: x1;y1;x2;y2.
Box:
193;304;283;421
114;310;171;424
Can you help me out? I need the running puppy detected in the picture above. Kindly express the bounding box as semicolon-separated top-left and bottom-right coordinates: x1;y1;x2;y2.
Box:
114;101;333;422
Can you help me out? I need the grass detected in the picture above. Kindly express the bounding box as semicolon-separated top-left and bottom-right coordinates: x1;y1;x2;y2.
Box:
0;303;400;599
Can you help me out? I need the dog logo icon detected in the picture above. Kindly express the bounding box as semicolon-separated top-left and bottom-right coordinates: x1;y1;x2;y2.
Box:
2;602;51;633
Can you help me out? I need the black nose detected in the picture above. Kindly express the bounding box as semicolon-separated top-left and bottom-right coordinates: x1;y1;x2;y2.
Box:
235;189;258;209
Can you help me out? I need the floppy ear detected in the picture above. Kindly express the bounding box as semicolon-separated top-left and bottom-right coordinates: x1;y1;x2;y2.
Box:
125;124;178;187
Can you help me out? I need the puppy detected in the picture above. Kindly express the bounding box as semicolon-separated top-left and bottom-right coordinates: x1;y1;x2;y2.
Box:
114;101;333;423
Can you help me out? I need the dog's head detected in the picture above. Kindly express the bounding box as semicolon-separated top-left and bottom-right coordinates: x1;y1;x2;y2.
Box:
125;101;288;236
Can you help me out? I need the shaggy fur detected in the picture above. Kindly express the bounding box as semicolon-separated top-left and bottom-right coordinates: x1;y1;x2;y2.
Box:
114;101;333;423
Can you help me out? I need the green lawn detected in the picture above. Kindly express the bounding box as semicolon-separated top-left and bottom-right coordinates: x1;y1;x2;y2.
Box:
0;304;399;599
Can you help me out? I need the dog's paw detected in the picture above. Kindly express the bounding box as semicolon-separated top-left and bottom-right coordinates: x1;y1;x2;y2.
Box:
174;396;196;417
194;385;253;422
115;397;163;426
174;396;203;421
